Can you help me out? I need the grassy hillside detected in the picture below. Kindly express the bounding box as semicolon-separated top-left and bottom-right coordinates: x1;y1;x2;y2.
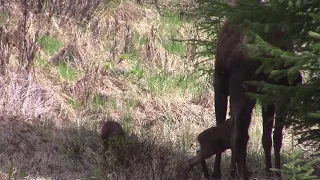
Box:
0;0;314;179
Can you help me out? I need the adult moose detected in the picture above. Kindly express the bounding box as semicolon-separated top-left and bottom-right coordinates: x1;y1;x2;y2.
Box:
212;0;302;179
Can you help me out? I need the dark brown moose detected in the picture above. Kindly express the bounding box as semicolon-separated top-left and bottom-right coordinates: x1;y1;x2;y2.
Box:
212;1;302;180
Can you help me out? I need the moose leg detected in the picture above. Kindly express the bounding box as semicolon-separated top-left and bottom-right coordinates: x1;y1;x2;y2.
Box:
228;69;255;180
229;118;238;180
213;71;229;179
273;103;285;177
262;105;275;173
237;98;255;180
197;150;210;178
177;150;212;180
201;160;210;178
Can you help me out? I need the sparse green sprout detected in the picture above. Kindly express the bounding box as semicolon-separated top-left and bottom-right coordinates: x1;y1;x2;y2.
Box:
129;61;144;78
93;95;105;107
104;62;114;70
8;159;15;180
119;54;131;60
68;98;80;108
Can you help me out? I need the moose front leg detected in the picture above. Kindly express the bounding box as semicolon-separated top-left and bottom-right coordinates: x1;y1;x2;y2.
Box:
213;71;229;179
228;69;255;180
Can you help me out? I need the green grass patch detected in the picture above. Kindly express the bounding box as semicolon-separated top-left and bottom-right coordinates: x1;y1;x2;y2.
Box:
162;40;186;56
161;9;183;27
38;57;48;68
59;62;79;81
37;34;64;55
119;49;140;62
128;60;144;79
145;71;206;96
92;95;105;107
0;11;10;24
139;34;149;46
34;55;49;68
68;98;80;108
132;31;148;46
120;97;138;133
159;9;187;56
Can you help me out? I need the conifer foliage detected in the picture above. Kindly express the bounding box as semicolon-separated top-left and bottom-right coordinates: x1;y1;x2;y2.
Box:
195;0;320;153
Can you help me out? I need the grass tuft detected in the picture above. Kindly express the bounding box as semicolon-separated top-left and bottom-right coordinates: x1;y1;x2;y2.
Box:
38;35;64;55
58;62;79;82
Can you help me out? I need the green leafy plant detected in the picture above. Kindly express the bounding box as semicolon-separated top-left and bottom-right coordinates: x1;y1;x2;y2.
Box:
270;150;320;180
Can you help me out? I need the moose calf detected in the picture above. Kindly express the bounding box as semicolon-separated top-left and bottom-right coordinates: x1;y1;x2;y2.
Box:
101;119;138;165
177;119;232;180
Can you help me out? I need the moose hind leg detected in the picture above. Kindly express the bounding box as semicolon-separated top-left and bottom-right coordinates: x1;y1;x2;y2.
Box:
197;150;210;178
273;103;286;177
238;99;255;180
262;105;275;173
200;160;210;178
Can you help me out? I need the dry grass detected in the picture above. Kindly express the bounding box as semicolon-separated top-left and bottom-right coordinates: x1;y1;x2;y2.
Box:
0;0;318;180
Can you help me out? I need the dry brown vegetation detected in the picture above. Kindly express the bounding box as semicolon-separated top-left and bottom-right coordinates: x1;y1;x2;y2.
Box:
0;0;316;179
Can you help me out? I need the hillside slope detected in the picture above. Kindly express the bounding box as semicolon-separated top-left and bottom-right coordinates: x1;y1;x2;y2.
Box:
0;0;300;179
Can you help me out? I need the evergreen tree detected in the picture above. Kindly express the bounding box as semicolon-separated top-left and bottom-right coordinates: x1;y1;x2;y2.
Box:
194;0;320;154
